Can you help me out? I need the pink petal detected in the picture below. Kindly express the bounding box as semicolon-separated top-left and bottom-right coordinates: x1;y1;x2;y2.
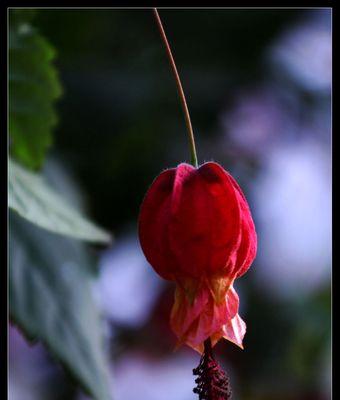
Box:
170;282;244;352
170;282;209;339
222;313;247;349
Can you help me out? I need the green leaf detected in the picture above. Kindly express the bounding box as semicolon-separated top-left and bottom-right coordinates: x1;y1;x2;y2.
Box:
9;212;112;400
9;158;112;244
9;9;62;169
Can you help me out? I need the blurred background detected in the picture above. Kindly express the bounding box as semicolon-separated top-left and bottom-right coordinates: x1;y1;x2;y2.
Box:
9;8;331;400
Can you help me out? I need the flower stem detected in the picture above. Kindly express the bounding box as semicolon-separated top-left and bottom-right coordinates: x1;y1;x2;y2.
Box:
152;8;198;168
204;338;213;354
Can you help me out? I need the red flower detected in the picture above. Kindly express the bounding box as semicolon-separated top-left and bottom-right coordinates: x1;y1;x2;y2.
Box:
138;162;257;353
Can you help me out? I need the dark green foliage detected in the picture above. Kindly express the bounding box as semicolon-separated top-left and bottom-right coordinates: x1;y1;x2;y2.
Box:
9;158;112;243
9;9;62;169
9;211;111;400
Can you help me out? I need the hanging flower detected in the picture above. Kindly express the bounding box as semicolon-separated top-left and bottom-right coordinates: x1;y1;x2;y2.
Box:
138;162;257;353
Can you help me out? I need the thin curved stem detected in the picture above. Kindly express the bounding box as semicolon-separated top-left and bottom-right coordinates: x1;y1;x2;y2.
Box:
153;8;198;168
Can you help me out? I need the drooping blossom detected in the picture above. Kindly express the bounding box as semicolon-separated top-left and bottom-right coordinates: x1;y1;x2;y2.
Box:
138;162;257;353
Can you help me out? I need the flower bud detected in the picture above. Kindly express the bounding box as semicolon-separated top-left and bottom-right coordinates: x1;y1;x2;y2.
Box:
138;162;257;352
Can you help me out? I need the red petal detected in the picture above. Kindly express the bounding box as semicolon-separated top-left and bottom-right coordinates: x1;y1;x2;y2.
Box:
138;167;178;280
168;163;213;278
168;162;242;278
225;171;257;278
197;163;243;277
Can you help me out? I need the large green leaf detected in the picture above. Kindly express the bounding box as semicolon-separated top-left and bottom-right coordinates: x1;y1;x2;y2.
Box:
9;158;112;244
9;9;62;169
9;212;112;400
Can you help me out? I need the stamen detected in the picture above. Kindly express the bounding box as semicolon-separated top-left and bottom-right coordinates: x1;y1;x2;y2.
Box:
193;339;232;400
